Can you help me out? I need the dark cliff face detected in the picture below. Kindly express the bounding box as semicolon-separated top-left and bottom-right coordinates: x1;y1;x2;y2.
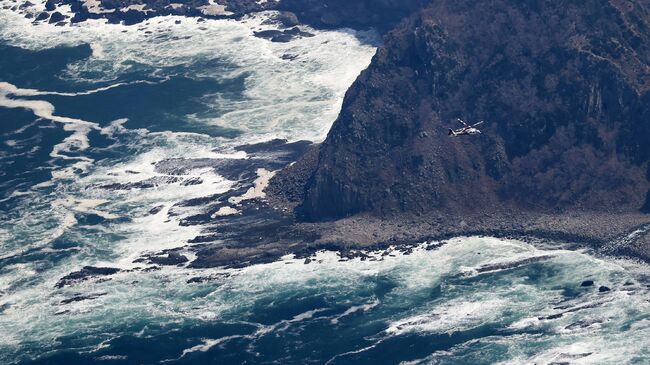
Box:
299;0;650;221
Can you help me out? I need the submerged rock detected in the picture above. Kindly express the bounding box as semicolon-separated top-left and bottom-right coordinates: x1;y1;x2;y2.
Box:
148;205;165;215
75;213;106;226
60;292;107;305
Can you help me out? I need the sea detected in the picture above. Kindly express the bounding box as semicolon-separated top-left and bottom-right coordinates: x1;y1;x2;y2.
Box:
1;2;650;364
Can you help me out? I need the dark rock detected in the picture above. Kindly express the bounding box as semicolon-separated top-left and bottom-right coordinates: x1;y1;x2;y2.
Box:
284;26;314;37
76;213;106;225
148;205;164;215
281;53;298;61
121;9;145;25
276;11;299;27
565;319;600;330
49;0;422;33
147;252;189;266
44;0;55;11
254;27;313;42
48;11;64;23
60;292;107;304
539;313;563;320
254;29;293;42
35;11;49;21
187;273;229;284
581;280;594;287
181;177;203;186
598;286;611;292
56;266;120;288
106;13;121;24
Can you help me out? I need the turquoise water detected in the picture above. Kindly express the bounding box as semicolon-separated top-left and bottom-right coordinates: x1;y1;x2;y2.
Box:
0;3;649;364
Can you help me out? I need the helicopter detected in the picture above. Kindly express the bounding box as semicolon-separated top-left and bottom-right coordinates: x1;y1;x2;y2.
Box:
448;118;483;136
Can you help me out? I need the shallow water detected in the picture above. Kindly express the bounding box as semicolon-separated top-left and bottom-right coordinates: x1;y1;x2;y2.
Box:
0;2;649;364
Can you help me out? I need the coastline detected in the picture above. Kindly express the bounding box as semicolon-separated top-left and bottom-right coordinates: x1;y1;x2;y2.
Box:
182;143;650;269
258;142;650;266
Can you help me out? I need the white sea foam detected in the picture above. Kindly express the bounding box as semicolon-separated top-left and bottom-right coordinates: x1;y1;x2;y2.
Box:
386;298;510;336
228;168;275;205
0;1;377;270
331;300;380;324
0;81;99;163
0;4;378;142
0;235;649;364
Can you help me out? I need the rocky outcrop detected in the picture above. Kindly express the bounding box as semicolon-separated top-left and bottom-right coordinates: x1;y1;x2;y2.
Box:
39;0;423;31
297;0;650;221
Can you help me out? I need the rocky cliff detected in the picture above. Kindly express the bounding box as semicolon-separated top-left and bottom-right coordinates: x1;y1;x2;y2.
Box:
296;0;650;221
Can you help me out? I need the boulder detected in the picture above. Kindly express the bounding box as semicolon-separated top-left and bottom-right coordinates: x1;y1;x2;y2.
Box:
35;11;49;21
48;11;64;23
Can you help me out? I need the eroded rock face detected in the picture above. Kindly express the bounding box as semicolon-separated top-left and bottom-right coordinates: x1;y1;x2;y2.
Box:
299;0;650;221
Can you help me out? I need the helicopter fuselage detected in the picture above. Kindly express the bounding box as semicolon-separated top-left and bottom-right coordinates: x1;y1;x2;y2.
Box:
448;127;481;136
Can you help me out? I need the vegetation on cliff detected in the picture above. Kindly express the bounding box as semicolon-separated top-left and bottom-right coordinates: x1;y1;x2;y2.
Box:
298;0;650;221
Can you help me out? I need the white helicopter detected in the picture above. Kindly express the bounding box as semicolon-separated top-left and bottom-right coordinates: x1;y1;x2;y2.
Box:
448;118;483;136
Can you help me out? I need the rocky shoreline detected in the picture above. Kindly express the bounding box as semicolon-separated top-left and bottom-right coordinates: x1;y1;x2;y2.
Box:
10;0;421;35
179;138;650;269
267;181;650;262
175;192;650;270
19;0;647;286
48;139;650;292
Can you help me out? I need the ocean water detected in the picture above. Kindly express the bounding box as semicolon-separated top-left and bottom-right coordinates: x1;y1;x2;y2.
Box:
1;2;650;364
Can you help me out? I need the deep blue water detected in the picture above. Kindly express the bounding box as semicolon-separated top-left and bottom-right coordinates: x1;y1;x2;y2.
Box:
0;4;649;365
